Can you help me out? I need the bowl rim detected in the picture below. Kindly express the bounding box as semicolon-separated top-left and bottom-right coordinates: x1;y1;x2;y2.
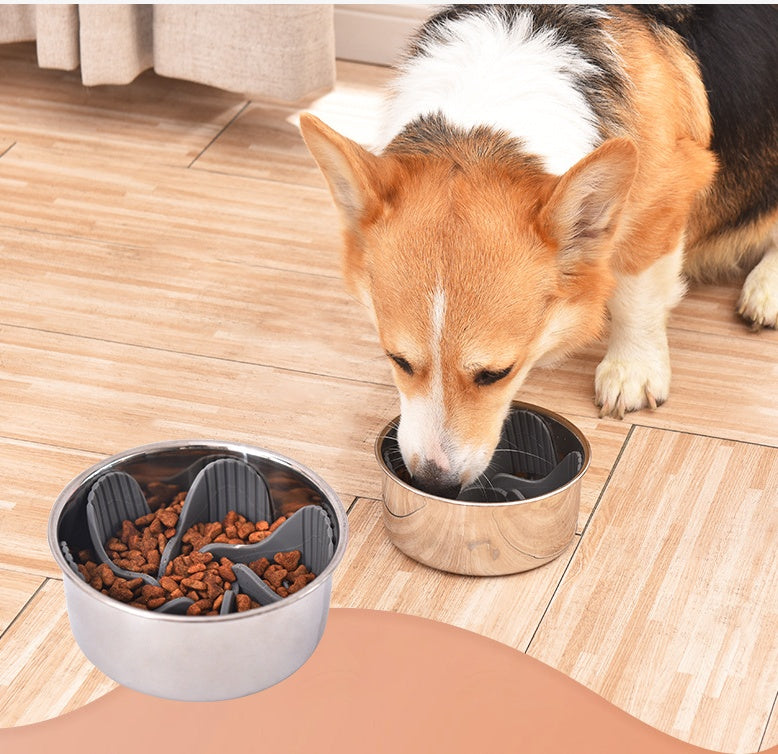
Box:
47;439;349;622
374;400;591;508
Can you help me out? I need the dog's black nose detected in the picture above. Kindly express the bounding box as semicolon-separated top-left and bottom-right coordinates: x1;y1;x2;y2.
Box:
411;461;461;499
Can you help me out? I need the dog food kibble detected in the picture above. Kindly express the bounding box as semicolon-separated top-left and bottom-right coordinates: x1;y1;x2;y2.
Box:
73;492;317;615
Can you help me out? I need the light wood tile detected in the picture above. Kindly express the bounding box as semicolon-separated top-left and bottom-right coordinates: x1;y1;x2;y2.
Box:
0;142;343;278
0;227;386;385
332;497;576;649
0;439;103;578
518;327;778;447
0;579;116;727
527;427;778;754
0;569;43;634
192;60;391;185
0;324;395;501
0;42;247;165
671;280;749;339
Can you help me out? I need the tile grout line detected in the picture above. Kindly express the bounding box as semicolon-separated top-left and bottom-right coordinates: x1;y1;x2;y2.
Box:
345;496;360;515
0;577;49;643
187;101;252;169
758;691;778;751
523;423;637;654
0;321;394;390
630;421;778;451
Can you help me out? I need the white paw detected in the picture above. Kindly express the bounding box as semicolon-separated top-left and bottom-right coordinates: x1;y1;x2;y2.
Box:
594;353;670;419
738;261;778;329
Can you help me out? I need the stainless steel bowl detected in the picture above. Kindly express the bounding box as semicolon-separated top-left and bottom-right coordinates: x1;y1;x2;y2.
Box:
48;440;348;702
376;401;590;576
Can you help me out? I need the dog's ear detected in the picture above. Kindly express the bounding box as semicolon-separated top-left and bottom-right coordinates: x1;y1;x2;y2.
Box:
540;138;638;272
299;113;384;229
299;114;386;306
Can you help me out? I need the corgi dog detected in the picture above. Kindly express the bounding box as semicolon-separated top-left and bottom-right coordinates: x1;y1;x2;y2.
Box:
301;5;778;498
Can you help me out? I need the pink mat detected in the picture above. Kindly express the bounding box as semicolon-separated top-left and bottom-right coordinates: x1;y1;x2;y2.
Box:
1;608;772;754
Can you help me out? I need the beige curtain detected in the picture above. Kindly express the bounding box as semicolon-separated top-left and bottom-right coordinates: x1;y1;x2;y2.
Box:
0;4;335;102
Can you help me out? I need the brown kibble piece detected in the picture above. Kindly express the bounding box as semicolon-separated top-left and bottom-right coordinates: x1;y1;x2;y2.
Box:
235;594;252;612
287;576;309;595
135;513;155;527
141;585;165;600
106;538;127;552
218;563;236;582
181;578;207;591
273;550;301;571
108;583;134;603
157;509;179;528
263;565;287;588
249;557;270;578
97;563;116;587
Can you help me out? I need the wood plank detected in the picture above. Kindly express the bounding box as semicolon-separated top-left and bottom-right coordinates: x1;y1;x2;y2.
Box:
0;227;386;385
527;427;778;754
331;497;576;649
191;60;391;186
517;327;778;448
0;142;343;278
0;579;116;727
0;325;396;501
0;439;104;578
0;42;248;165
671;279;750;339
0;569;43;634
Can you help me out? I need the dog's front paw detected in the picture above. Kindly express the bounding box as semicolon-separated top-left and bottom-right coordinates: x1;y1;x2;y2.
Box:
594;354;670;420
738;257;778;330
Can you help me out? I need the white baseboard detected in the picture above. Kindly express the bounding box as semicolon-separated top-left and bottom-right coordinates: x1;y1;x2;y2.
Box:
334;4;436;66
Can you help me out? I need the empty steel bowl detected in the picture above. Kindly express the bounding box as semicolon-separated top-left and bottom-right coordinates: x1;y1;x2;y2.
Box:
48;440;348;702
376;401;590;576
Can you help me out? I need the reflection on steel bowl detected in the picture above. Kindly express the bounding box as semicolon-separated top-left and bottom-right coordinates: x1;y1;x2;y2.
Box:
48;440;348;702
376;402;590;576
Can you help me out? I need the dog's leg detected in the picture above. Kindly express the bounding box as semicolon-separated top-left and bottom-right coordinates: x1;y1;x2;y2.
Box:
737;225;778;330
595;244;686;419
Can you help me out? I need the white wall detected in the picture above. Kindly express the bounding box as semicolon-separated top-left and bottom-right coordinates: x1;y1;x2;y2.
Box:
334;4;436;66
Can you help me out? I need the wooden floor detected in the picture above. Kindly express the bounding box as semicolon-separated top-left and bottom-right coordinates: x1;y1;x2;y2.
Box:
0;42;776;753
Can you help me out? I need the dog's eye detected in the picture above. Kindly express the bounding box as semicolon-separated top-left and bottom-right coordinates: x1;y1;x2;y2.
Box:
474;365;513;386
388;353;414;376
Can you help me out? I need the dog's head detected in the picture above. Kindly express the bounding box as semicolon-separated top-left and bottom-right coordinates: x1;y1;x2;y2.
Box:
301;114;636;496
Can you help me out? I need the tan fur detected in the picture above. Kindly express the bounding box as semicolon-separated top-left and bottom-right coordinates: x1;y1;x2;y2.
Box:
601;10;717;276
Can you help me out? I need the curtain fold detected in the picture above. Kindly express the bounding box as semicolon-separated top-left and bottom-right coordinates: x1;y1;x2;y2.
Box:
0;4;335;102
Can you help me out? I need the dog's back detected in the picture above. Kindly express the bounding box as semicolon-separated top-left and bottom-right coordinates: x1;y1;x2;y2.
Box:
632;5;778;276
